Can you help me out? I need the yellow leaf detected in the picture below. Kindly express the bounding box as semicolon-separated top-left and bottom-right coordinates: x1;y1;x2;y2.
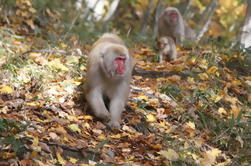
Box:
0;85;13;94
82;122;91;129
187;77;195;84
185;121;195;130
26;101;40;107
67;115;78;121
29;7;37;13
111;134;122;139
245;76;251;80
82;115;93;120
68;124;81;133
173;65;184;72
176;46;181;51
210;94;222;103
224;96;238;104
32;136;39;146
56;152;66;165
146;114;156;123
218;107;227;115
138;95;148;101
187;57;196;65
97;134;106;140
231;80;241;86
80;65;86;71
198;59;208;69
60;43;67;48
158;149;179;161
0;106;8;114
48;59;69;71
200;148;221;166
207;66;218;74
198;73;209;80
2;152;16;159
68;157;78;163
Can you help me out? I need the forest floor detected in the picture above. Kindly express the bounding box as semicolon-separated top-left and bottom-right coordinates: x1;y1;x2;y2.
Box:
0;23;250;166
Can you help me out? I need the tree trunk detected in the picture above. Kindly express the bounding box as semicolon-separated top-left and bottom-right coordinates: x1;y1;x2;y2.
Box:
240;0;251;48
195;0;219;42
140;0;154;34
103;0;121;22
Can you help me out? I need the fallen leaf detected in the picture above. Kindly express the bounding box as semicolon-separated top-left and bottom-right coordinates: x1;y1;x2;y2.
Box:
198;73;209;80
0;85;13;94
146;114;157;123
158;149;179;161
56;151;66;165
218;107;227;115
200;148;221;166
68;157;78;163
68;124;81;133
48;59;69;71
207;66;218;74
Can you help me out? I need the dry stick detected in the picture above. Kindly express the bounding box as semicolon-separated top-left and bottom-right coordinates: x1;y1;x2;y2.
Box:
22;49;66;56
132;69;191;78
45;141;100;155
196;0;219;42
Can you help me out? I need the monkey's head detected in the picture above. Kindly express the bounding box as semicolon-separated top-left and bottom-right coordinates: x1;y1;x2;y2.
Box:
159;37;173;50
100;44;130;78
164;7;180;25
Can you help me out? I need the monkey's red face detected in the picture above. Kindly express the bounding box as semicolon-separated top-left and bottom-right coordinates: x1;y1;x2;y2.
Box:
168;11;178;23
115;56;126;75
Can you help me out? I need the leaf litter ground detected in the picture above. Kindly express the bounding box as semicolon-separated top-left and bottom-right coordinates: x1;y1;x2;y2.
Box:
0;27;250;166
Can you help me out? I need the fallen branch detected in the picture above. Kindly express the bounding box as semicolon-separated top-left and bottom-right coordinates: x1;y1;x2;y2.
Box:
22;49;67;55
132;69;192;78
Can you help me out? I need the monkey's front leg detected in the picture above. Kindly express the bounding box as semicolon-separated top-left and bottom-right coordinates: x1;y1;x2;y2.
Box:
86;89;110;120
108;97;126;129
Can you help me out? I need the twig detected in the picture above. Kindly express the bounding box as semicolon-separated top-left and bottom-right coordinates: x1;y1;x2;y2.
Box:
132;69;191;78
22;49;66;55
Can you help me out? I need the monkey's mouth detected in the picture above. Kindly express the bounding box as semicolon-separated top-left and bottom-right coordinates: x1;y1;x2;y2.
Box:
115;57;126;74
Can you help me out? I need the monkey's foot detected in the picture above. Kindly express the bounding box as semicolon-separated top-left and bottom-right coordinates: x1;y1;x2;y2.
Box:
108;121;121;129
95;111;110;121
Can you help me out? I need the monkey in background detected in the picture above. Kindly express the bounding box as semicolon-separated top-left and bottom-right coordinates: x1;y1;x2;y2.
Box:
158;36;177;62
158;7;196;45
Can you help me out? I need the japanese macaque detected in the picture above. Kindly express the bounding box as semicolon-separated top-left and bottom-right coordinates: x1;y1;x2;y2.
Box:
158;7;196;45
185;23;196;41
84;33;134;129
158;36;177;62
